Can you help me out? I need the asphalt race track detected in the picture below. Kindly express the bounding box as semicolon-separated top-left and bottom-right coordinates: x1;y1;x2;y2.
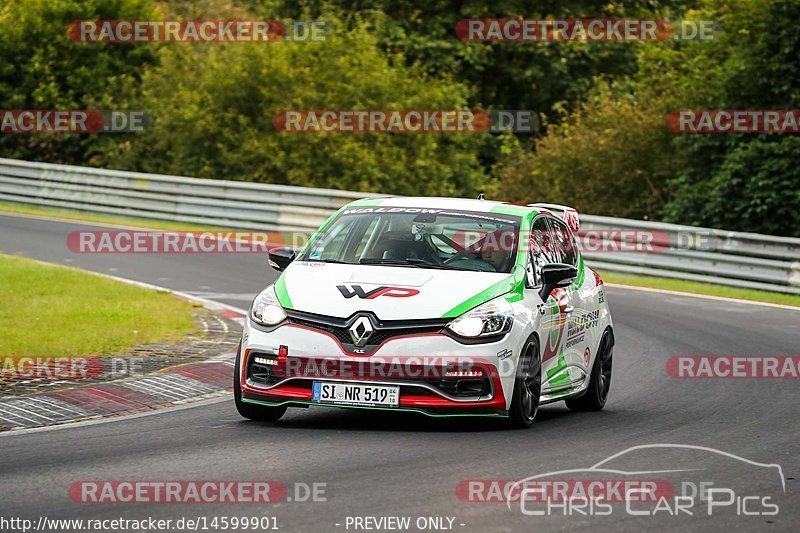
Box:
1;212;798;532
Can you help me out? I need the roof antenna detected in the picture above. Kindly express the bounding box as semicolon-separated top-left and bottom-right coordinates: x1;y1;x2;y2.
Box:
477;192;486;200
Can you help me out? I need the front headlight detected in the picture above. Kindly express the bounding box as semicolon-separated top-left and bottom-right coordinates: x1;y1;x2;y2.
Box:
447;296;513;338
250;284;287;326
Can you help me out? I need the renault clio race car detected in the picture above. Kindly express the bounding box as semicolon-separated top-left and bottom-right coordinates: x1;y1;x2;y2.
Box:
235;197;613;428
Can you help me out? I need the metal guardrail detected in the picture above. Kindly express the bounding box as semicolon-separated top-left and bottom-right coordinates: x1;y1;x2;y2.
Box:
1;157;798;295
0;158;378;232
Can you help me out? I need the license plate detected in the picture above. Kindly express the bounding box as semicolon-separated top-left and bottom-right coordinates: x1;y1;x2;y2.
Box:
312;381;399;407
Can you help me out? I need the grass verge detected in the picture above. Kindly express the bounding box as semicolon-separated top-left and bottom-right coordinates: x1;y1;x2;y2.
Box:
600;271;800;308
0;254;198;357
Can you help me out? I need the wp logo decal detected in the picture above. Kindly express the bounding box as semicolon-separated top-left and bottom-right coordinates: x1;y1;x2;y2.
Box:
336;285;420;299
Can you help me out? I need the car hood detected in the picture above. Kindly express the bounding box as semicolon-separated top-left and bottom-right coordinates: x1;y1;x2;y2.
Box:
277;261;517;320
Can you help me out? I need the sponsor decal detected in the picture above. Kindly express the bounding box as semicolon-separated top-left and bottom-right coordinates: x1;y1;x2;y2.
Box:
339;207;519;225
336;285;420;299
497;349;512;361
564;337;583;349
542;296;568;362
565;310;599;349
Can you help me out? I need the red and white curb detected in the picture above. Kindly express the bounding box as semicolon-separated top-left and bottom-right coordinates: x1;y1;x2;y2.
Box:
0;351;239;431
0;262;248;431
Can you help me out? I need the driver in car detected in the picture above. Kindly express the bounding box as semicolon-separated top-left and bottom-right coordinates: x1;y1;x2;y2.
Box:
479;229;514;272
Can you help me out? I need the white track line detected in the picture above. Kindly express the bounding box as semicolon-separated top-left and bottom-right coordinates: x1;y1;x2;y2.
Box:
605;282;800;312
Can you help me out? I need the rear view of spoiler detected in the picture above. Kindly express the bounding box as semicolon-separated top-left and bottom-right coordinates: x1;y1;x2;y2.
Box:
528;203;580;232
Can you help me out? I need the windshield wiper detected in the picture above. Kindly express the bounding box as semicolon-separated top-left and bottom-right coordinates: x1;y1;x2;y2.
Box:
306;258;352;264
359;258;454;270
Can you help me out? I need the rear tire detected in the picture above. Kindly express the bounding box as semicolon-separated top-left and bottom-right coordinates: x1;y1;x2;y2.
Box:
508;337;542;429
234;343;287;422
566;328;613;412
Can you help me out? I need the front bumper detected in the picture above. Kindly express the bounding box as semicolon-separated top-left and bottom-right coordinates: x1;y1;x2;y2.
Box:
241;318;512;417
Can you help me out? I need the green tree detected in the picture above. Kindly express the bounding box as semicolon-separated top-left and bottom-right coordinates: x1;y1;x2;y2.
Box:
663;0;800;236
493;83;678;219
95;18;489;196
267;0;687;118
493;0;800;236
0;0;159;162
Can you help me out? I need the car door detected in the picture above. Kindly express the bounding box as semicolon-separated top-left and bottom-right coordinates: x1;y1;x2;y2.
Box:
548;216;596;382
523;215;570;393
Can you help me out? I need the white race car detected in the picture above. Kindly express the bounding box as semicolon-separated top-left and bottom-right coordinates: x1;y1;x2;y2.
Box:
235;197;613;428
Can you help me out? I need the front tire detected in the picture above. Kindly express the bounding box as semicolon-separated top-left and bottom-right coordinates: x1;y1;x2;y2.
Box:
566;328;613;411
508;337;542;429
234;344;287;422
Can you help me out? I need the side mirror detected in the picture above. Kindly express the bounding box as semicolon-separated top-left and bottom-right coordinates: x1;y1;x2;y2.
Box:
268;246;298;272
538;263;578;301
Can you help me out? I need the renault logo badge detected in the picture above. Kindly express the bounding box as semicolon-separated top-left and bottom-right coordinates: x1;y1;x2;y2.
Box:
349;316;374;346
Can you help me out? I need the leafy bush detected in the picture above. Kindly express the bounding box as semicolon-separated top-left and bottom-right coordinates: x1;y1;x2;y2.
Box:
664;137;800;236
493;84;678;219
0;0;159;162
95;18;489;196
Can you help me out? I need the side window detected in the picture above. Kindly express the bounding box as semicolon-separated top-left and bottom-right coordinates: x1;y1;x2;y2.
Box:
527;217;552;286
549;218;578;266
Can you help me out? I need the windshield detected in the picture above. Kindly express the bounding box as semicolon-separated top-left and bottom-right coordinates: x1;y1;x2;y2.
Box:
299;207;521;273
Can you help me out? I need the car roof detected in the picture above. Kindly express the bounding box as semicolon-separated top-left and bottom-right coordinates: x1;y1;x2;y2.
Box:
345;196;537;217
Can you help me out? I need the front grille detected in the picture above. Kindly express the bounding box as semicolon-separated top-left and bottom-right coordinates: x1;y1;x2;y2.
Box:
288;316;351;345
286;311;446;352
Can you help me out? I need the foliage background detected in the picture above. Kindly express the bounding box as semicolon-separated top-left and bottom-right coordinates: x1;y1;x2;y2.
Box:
1;0;797;235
